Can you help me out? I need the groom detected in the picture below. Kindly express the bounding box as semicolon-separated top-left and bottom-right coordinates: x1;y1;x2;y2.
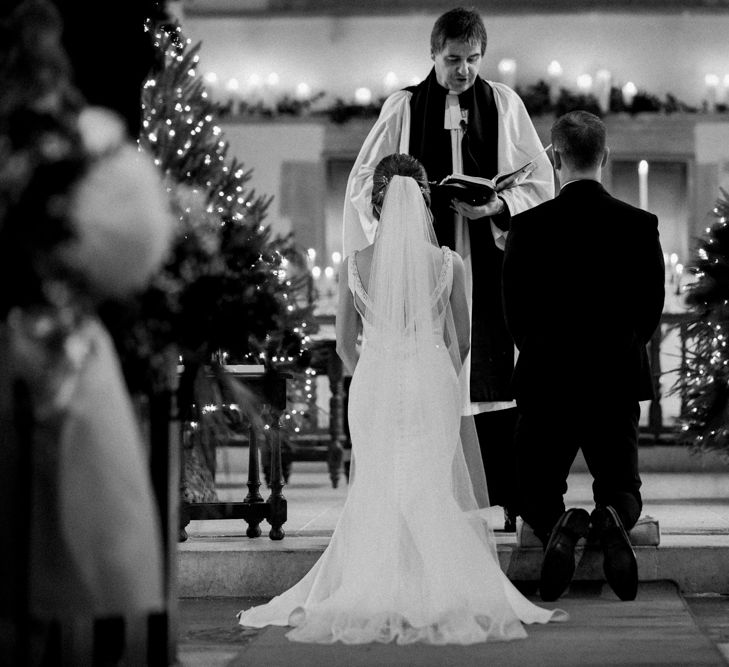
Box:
343;7;553;529
502;111;665;601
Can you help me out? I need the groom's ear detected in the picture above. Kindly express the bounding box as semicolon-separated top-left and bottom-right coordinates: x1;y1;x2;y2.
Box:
552;149;562;171
600;147;610;168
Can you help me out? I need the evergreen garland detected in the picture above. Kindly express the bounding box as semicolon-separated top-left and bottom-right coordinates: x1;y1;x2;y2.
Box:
673;187;729;460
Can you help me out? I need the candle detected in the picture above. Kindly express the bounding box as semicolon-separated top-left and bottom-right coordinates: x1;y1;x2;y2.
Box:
225;77;241;113
331;251;342;266
203;72;219;100
622;81;637;108
383;71;399;96
576;74;593;95
295;82;311;102
312;265;322;280
497;58;517;89
638;160;649;210
595;69;612;113
247;74;262;105
354;87;372;105
547;60;563;103
264;72;280;107
675;263;684;295
705;73;719;112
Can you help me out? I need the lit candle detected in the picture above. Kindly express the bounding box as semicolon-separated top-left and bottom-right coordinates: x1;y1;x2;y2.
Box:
595;69;612;113
264;72;280;107
331;251;342;266
383;71;399;96
705;73;720;112
354;87;373;105
203;72;219;99
312;265;322;280
497;58;517;89
675;263;684;295
247;74;262;104
225;77;241;113
622;81;637;108
576;73;593;95
638;160;649;210
547;60;563;103
295;82;311;102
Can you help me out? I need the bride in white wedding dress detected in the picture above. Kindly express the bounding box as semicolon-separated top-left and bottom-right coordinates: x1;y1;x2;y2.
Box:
238;153;566;645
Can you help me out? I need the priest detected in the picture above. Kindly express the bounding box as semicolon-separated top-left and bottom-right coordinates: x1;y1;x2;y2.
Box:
343;7;553;529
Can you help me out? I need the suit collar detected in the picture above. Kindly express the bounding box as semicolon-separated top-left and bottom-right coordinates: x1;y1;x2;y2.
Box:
557;179;607;197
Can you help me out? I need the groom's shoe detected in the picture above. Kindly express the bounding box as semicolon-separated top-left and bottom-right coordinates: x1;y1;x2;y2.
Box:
591;505;638;601
539;508;590;602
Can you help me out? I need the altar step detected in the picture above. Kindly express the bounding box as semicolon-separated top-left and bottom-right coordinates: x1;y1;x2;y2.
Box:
178;530;729;598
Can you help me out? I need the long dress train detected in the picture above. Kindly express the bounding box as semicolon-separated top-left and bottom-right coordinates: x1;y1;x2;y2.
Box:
238;232;566;644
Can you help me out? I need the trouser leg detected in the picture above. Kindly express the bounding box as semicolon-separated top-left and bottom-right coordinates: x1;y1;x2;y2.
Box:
581;400;642;531
514;403;580;545
474;407;518;511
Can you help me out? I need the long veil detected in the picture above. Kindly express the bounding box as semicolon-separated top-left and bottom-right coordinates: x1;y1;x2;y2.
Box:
362;175;496;557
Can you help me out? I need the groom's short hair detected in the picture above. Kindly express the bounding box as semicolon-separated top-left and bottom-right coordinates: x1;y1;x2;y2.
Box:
551;111;606;171
431;7;487;56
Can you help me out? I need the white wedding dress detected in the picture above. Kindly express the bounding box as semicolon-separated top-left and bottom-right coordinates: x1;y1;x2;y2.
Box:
238;177;566;644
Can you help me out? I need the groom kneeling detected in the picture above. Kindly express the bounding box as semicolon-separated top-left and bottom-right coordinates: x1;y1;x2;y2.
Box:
502;111;665;602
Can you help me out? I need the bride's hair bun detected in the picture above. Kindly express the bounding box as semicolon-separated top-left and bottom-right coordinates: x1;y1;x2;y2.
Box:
371;153;430;220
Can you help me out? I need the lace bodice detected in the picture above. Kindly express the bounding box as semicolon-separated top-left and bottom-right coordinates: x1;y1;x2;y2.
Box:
348;245;453;342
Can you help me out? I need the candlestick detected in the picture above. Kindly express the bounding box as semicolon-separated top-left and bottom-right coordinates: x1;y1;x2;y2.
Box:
638;160;649;210
622;81;637;108
705;73;719;113
547;60;563;104
497;58;517;89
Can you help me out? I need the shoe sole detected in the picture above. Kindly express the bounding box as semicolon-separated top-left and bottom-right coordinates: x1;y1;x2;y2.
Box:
540;510;590;601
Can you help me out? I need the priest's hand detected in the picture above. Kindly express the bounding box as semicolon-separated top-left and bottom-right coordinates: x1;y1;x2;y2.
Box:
450;193;506;220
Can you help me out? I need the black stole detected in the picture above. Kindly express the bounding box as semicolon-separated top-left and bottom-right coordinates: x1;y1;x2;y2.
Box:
406;69;514;402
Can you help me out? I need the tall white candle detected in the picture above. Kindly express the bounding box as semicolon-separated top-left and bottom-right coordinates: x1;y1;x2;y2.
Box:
705;73;720;112
595;69;612;113
638;160;649;210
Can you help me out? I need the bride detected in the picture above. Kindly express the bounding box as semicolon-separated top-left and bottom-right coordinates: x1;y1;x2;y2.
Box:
237;153;566;644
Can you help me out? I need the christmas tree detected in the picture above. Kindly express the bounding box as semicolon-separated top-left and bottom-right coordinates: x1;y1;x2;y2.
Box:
673;187;729;461
106;20;317;500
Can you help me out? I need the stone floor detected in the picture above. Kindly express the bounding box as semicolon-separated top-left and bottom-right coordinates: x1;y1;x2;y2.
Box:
176;584;729;666
175;446;729;665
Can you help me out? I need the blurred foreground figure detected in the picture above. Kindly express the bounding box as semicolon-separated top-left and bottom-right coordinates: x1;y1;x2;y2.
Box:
0;1;174;663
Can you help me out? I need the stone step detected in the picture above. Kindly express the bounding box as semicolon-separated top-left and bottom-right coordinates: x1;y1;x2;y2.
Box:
178;531;729;598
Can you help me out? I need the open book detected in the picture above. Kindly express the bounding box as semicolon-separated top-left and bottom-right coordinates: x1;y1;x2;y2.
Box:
430;144;552;206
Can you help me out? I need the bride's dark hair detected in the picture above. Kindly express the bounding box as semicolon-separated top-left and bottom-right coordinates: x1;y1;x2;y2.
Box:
372;153;431;220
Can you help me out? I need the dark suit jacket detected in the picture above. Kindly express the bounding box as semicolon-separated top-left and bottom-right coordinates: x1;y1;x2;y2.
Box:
502;180;665;404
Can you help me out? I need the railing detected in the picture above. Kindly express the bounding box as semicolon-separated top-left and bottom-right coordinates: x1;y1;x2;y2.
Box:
644;311;692;443
179;365;288;541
